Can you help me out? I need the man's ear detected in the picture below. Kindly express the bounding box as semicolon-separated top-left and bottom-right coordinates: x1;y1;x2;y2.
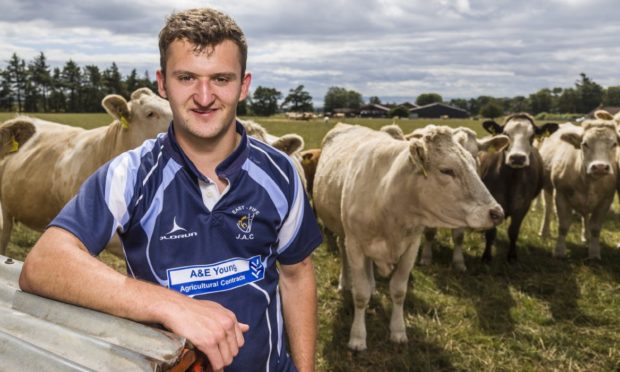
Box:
239;72;252;101
156;70;167;99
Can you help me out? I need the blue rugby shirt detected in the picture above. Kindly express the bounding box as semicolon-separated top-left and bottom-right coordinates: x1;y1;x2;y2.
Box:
50;121;323;371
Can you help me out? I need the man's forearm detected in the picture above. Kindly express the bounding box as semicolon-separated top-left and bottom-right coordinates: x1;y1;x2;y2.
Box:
280;257;317;372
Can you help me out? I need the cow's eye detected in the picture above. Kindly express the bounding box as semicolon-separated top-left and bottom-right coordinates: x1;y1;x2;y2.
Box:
581;142;589;149
146;111;155;118
440;169;456;177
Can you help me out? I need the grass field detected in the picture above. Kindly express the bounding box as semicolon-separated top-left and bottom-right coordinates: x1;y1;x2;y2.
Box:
3;113;620;371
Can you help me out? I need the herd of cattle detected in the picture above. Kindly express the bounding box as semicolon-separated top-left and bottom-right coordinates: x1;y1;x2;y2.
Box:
1;87;620;351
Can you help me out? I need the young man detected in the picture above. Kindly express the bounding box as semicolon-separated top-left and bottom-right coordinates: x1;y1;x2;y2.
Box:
19;8;322;372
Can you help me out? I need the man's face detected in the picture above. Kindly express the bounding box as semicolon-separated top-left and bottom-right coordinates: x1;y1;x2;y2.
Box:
156;39;251;144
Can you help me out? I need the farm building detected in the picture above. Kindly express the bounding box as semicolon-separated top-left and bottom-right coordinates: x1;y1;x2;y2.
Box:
359;103;390;118
409;102;470;119
586;106;620;118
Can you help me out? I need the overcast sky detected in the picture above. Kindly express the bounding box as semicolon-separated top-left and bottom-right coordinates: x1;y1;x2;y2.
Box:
1;0;618;105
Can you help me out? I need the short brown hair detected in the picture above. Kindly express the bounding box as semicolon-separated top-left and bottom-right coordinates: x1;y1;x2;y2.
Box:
158;8;247;76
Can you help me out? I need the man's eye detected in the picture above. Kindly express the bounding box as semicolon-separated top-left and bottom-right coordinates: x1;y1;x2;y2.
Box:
178;75;194;82
214;77;230;85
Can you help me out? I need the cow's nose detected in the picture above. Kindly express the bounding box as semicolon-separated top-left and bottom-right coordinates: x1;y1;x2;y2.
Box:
589;162;611;175
489;206;504;225
508;154;526;167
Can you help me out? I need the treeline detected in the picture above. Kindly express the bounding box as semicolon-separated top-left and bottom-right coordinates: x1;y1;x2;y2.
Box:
0;52;157;113
2;51;618;117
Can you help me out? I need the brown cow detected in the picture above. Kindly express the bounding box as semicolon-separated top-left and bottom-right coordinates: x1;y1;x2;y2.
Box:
480;113;558;262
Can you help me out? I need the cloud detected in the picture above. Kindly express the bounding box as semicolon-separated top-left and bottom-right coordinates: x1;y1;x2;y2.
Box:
0;0;618;104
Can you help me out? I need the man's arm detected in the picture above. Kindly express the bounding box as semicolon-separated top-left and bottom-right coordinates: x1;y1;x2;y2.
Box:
19;227;248;371
279;255;317;372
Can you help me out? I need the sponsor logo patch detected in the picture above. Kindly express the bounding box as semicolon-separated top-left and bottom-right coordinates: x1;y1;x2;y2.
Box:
160;217;198;241
168;256;265;296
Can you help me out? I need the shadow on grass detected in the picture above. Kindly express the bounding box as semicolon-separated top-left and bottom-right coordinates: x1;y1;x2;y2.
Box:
322;284;455;372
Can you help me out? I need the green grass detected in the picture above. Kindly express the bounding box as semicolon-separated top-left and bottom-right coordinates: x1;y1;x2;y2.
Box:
4;113;620;371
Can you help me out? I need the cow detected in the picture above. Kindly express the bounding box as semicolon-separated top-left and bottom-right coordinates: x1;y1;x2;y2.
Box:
0;88;172;256
299;148;321;197
416;126;509;271
479;113;558;263
539;112;619;259
313;123;504;351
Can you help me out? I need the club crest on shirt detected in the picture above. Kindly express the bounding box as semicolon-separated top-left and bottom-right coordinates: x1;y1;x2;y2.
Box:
232;205;260;240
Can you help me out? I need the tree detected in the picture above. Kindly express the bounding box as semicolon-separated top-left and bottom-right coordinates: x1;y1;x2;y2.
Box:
604;86;620;107
480;100;504;119
369;96;382;105
448;98;468;111
61;60;82;112
5;53;27;112
528;89;552;114
507;96;528;113
281;85;313;112
103;62;125;96
575;73;603;113
557;88;579;113
415;93;443;106
251;86;281;116
82;65;105;112
0;73;12;110
389;105;410;118
48;67;66;112
125;68;140;94
323;86;363;112
28;52;51;111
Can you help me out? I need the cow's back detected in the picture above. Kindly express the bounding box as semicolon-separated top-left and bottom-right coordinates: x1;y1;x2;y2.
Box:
0;119;87;230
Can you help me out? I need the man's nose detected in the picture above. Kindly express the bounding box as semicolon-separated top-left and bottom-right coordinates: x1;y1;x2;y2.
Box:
194;79;214;106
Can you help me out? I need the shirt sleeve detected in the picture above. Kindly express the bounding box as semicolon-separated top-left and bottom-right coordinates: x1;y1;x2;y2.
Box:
275;157;323;265
49;153;140;256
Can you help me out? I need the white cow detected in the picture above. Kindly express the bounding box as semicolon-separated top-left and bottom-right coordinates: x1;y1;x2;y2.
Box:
0;88;171;256
539;112;619;259
313;123;504;350
416;127;509;271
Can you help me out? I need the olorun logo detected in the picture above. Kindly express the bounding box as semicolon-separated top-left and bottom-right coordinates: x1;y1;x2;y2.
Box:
160;217;198;241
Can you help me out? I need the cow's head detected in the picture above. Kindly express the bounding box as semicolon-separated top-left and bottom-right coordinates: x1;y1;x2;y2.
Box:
560;116;619;177
102;87;172;148
483;113;558;168
0;119;36;159
408;125;504;229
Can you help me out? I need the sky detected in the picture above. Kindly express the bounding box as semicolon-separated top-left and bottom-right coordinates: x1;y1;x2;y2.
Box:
0;0;618;105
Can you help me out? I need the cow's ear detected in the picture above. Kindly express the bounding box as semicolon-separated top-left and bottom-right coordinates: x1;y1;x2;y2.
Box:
409;138;428;176
272;134;304;155
102;94;130;129
482;120;502;135
594;110;613;121
478;134;509;153
0;119;36;158
535;123;559;138
560;130;583;149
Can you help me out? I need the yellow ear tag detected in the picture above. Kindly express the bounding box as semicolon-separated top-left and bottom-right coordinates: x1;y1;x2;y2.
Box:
9;136;19;153
421;164;428;178
120;116;129;129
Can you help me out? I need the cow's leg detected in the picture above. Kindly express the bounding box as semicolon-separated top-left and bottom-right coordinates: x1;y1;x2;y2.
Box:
451;228;467;271
346;237;371;351
482;228;496;262
580;215;590;244
389;228;423;343
0;208;13;256
419;228;436;266
539;189;554;237
554;193;572;258
337;235;351;291
507;211;526;263
588;198;613;260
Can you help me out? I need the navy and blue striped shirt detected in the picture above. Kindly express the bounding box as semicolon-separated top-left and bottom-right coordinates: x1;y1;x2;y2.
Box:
50;121;322;371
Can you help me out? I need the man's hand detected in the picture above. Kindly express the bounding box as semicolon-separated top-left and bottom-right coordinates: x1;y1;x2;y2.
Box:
158;297;249;371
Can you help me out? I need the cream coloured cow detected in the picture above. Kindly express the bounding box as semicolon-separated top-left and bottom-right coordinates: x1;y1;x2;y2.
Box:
539;112;619;259
417;126;509;270
0;88;171;256
313;123;504;350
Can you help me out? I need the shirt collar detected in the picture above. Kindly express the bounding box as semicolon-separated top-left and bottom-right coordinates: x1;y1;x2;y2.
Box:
163;120;250;184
